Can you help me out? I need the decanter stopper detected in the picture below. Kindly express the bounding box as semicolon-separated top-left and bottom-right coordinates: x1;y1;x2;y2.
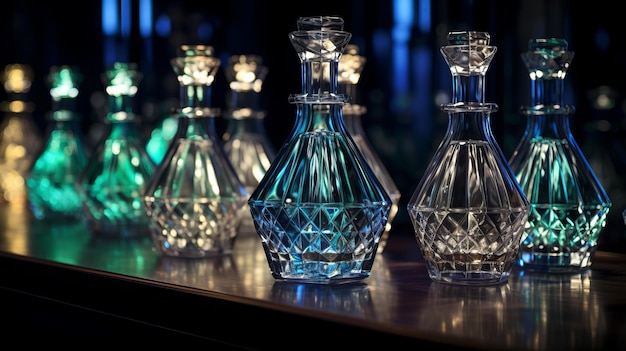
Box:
508;38;611;272
143;45;248;258
248;16;391;284
0;64;42;205
222;54;276;235
407;31;529;285
27;66;89;221
339;44;400;253
78;62;155;237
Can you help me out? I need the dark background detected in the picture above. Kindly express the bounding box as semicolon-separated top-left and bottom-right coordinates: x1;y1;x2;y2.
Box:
2;0;626;252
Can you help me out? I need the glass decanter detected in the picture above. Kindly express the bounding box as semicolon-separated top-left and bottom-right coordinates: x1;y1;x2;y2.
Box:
0;64;43;206
248;16;391;284
222;54;276;235
27;65;89;221
339;44;400;254
78;62;155;237
407;31;529;285
508;38;611;272
146;107;178;166
143;45;248;258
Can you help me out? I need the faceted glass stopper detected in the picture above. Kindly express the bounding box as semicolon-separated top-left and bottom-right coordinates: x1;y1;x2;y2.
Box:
103;62;142;97
49;66;81;100
171;45;220;87
1;64;33;94
522;38;574;79
224;55;268;93
440;31;496;76
338;44;366;85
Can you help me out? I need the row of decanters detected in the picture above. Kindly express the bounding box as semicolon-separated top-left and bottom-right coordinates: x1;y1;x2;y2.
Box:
2;15;612;286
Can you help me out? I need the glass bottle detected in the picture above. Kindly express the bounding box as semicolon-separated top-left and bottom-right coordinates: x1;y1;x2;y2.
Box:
78;62;155;237
0;64;42;206
143;45;248;258
222;54;276;235
145;107;178;166
27;65;89;221
339;44;400;253
407;31;529;285
248;16;391;284
508;38;611;272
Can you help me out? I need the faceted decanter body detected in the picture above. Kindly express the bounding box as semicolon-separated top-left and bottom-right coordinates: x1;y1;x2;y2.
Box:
339;44;400;254
248;16;391;284
143;45;249;258
222;54;276;235
27;66;89;221
407;31;530;285
0;64;42;205
78;62;155;237
508;38;611;272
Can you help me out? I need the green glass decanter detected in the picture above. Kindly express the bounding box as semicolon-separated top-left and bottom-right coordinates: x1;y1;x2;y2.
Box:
508;38;611;272
222;54;276;235
27;65;89;221
143;45;249;257
339;44;400;253
78;62;155;237
407;31;530;285
248;16;391;284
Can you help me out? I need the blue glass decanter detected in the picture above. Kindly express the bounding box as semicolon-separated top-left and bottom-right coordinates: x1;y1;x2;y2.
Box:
248;16;391;284
508;38;611;272
78;62;155;237
143;45;248;257
27;65;89;221
407;31;530;285
222;54;276;235
339;44;401;253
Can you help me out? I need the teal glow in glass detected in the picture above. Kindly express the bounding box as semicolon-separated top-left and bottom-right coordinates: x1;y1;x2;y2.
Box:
407;31;530;285
508;38;611;272
143;45;248;258
27;66;89;221
78;62;155;237
248;16;391;284
146;108;178;166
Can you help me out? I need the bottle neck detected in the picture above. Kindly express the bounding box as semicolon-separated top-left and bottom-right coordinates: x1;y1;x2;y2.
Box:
228;89;261;111
293;104;346;134
451;74;486;104
178;115;217;140
290;61;346;104
530;77;565;108
445;111;495;142
522;113;573;139
107;94;137;123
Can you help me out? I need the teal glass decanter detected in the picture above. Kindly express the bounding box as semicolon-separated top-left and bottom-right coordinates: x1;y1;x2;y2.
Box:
222;54;276;235
143;45;248;257
27;66;89;221
248;16;391;284
78;62;155;237
508;38;611;272
339;44;400;254
407;31;529;285
0;64;42;206
146;107;178;166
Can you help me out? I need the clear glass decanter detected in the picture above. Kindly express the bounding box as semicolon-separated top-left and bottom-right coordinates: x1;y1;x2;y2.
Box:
222;54;276;235
508;38;611;272
78;62;155;237
27;65;89;221
143;45;249;258
0;64;42;206
248;16;391;284
339;44;400;253
407;31;529;285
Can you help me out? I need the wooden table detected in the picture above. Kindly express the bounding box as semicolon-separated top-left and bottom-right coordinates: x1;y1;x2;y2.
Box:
0;204;624;349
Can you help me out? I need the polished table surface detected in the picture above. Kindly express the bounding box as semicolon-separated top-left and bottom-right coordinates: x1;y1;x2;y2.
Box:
1;204;625;349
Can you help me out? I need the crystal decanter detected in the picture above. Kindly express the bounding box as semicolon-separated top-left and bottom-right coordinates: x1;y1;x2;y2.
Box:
508;38;611;272
78;62;155;237
27;65;89;221
143;45;248;257
222;54;276;235
407;31;529;285
0;64;42;205
339;44;400;253
248;16;391;284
